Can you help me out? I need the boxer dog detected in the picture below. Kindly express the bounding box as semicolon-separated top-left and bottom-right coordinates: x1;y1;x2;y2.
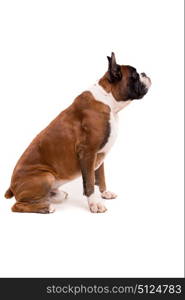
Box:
5;52;151;213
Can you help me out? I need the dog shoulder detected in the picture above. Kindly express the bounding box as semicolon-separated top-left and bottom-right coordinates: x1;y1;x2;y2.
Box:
72;91;111;152
73;91;110;114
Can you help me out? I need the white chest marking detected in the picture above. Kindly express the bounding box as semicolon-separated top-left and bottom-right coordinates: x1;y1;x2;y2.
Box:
88;83;131;154
98;111;119;154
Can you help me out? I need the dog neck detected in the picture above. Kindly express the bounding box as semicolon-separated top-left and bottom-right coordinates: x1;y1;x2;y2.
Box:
88;82;131;113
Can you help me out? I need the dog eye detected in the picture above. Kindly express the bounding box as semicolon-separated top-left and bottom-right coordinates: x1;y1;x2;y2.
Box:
132;73;139;80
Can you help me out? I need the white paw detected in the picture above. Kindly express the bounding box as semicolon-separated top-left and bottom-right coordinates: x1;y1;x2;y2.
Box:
88;193;107;213
50;190;68;203
61;191;68;199
49;204;55;213
101;190;117;199
89;202;107;213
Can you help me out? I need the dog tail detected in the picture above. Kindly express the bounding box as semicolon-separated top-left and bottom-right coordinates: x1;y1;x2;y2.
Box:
4;188;14;199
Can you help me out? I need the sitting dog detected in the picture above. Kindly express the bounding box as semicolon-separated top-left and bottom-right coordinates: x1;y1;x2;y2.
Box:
5;52;151;213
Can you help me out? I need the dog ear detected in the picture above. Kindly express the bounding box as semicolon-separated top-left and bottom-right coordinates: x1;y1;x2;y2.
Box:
107;52;122;83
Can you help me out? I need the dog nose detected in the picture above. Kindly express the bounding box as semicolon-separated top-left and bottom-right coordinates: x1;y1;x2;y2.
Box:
141;72;147;77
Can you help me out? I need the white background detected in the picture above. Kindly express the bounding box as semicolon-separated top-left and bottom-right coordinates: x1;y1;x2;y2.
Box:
0;0;184;277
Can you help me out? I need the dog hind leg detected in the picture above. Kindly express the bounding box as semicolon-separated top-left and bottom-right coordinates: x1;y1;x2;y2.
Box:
12;201;55;214
11;172;55;214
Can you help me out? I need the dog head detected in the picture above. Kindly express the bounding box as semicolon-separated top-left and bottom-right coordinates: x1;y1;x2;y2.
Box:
105;52;151;102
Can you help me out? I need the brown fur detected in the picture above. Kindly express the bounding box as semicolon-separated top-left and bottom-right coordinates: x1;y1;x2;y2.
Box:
95;163;106;193
5;91;110;213
5;52;150;213
99;66;131;101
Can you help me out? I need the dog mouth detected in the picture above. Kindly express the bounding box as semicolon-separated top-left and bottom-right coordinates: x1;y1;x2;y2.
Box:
140;73;152;89
133;74;151;100
125;70;152;101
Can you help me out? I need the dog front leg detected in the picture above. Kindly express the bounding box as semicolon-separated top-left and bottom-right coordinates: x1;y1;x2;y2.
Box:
95;163;117;199
77;150;107;213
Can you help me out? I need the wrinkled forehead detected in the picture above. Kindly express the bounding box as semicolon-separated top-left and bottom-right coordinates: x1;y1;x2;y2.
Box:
121;65;137;76
119;65;138;81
